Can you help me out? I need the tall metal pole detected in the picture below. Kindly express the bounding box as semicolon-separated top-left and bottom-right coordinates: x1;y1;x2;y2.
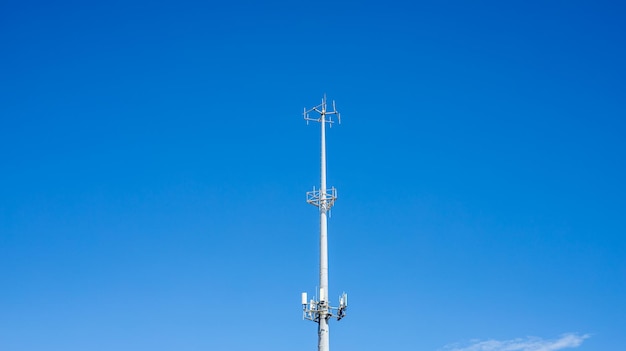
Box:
318;101;330;351
302;96;347;351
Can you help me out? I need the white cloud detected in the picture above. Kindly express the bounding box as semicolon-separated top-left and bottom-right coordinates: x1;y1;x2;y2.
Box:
441;333;590;351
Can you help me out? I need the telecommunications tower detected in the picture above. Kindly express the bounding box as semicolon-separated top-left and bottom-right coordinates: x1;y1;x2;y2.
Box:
301;96;348;351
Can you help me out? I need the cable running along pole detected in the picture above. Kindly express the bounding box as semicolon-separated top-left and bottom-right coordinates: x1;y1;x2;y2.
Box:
301;96;348;351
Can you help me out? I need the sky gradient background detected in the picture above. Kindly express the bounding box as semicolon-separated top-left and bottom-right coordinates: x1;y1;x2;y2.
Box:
1;1;625;350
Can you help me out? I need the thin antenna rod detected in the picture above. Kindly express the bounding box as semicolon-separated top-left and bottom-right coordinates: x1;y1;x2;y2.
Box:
301;96;347;351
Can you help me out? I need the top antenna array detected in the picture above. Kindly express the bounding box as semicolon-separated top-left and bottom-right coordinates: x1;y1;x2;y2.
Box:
304;95;341;126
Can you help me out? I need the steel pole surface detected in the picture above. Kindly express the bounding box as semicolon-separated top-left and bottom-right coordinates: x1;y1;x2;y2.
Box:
318;107;330;351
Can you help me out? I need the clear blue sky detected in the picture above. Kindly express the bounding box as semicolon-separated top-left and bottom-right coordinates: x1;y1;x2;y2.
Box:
1;1;624;350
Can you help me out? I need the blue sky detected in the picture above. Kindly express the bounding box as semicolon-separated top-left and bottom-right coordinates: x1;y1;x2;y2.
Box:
1;0;625;350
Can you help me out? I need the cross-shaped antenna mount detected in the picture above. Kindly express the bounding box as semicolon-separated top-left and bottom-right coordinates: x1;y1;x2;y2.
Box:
303;95;341;126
